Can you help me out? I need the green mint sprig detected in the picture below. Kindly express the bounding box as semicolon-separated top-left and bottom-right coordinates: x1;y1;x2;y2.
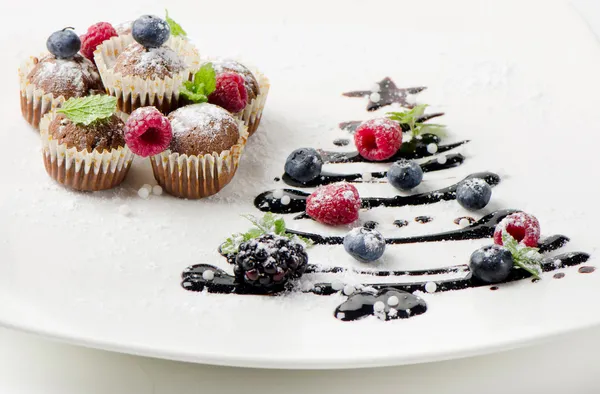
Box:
502;230;543;279
165;9;187;38
387;104;446;139
57;95;117;126
180;63;216;104
221;213;314;255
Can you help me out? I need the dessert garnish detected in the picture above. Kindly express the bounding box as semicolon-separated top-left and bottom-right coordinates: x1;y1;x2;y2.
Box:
132;15;170;48
387;159;423;190
305;182;361;225
342;77;425;111
124;107;173;157
284;148;323;182
208;72;249;113
57;95;117;126
387;104;447;140
220;213;313;255
456;178;492;211
469;245;514;283
80;22;118;62
343;227;386;263
165;9;187;38
493;212;540;248
354;118;402;161
46;27;81;59
500;230;543;279
179;63;217;104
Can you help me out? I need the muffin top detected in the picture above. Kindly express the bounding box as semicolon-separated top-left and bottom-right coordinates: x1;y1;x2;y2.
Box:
113;43;185;79
47;113;125;152
212;59;260;101
27;54;103;99
168;103;240;156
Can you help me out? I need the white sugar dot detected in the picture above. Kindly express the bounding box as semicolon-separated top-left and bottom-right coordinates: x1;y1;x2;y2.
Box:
281;195;291;205
331;280;344;291
459;218;471;228
202;270;215;281
142;184;153;192
137;187;150;199
371;83;381;93
427;143;438;154
152;185;163;195
437;155;447;165
387;295;399;306
118;204;131;216
370;92;381;102
362;172;373;182
373;301;386;312
272;189;284;199
388;308;398;317
336;312;346;320
343;284;356;296
425;282;437;293
406;94;417;105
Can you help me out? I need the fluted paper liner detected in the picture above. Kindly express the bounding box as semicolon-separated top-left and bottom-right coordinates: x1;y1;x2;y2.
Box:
40;112;134;191
19;55;68;129
150;121;248;199
94;35;201;114
233;68;269;136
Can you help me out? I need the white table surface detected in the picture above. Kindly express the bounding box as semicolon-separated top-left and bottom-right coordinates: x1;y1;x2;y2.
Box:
3;1;600;392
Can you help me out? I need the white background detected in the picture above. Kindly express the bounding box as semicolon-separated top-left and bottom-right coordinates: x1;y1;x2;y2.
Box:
1;0;599;392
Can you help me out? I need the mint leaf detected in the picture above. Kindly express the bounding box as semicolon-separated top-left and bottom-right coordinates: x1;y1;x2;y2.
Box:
57;95;117;126
502;230;542;279
180;63;216;104
165;9;187;37
387;104;446;140
274;217;286;235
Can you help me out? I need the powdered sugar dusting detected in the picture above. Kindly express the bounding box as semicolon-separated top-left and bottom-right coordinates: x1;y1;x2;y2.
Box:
133;47;185;74
28;55;100;96
169;103;237;141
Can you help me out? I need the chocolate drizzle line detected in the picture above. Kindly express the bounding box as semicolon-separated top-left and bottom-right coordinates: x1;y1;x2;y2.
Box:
255;172;501;216
339;112;445;133
342;77;425;111
281;153;465;188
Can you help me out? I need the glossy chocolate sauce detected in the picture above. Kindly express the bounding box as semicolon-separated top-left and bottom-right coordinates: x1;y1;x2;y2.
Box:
342;77;425;111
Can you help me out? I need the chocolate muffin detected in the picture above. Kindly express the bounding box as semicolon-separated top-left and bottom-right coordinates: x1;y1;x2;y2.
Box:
168;103;240;156
47;113;125;153
113;43;186;79
212;59;260;101
27;54;103;99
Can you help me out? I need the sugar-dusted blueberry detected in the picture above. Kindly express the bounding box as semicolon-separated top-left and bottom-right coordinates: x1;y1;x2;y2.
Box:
387;159;423;191
469;245;513;283
456;178;492;210
132;15;171;48
284;148;323;182
343;227;386;263
46;28;81;59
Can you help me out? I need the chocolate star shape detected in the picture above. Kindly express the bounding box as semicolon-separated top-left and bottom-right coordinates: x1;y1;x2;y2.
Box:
342;77;426;111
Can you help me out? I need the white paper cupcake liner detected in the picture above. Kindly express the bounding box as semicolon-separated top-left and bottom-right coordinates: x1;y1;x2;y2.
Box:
233;69;269;136
19;55;67;129
40;111;134;191
94;35;201;114
150;121;248;199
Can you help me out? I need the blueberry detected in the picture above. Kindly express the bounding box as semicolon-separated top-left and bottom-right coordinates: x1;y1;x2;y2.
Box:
456;178;492;210
387;159;423;191
132;15;171;48
46;28;81;59
343;227;386;263
284;148;323;182
469;245;513;283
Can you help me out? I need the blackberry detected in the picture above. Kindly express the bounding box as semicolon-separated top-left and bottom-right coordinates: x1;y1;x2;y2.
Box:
233;234;308;293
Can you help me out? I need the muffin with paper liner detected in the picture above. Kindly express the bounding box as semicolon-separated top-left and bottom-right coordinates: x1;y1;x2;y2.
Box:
40;95;134;191
94;15;200;115
19;28;104;129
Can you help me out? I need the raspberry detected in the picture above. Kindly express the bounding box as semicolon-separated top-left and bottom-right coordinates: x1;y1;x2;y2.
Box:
124;107;173;157
354;118;402;161
494;212;540;248
233;234;308;293
306;182;361;225
208;72;248;113
80;22;118;62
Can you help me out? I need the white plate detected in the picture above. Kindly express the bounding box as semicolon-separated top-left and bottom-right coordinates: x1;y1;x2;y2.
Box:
1;0;599;369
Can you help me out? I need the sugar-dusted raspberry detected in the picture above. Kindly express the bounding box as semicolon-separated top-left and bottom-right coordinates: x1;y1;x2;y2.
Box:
208;72;248;113
354;118;402;161
494;212;540;248
80;22;118;62
306;182;361;225
124;107;173;157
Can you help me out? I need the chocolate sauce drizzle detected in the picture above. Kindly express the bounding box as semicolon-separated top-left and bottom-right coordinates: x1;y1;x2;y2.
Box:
342;77;425;111
255;172;500;216
339;112;445;133
281;153;465;188
318;134;469;164
335;290;427;321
